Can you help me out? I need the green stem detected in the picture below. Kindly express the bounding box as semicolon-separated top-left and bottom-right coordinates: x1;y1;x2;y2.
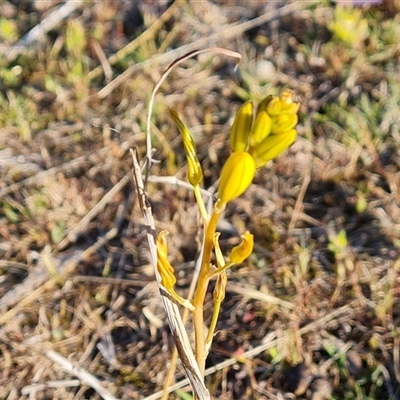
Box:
193;185;209;225
205;298;222;353
208;261;235;278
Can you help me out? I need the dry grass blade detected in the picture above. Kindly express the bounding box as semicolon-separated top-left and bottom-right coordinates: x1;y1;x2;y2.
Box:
45;350;117;400
98;1;317;99
4;0;83;60
88;0;185;82
143;303;356;400
21;380;81;396
56;173;131;252
227;283;296;310
0;145;108;198
2;2;400;398
145;47;241;171
0;203;127;323
130;148;210;400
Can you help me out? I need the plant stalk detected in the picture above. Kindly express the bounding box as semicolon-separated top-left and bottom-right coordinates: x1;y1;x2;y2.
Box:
192;205;223;376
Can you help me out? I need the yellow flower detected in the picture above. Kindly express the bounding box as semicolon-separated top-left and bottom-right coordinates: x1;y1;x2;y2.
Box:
227;90;300;170
248;90;299;167
213;233;225;270
156;230;195;310
217;151;256;205
168;108;203;187
265;97;282;116
249;110;273;147
270;113;298;134
229;101;254;152
157;230;176;290
279;89;301;113
209;230;254;278
229;231;254;264
251;129;297;168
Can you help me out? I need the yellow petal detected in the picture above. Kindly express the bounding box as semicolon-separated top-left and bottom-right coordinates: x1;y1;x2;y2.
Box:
229;231;254;264
186;152;204;187
156;231;176;289
213;233;225;269
230;101;254;152
156;231;195;310
218;151;256;205
157;230;169;259
278;89;300;114
265;97;282;116
249;110;273;147
168;108;203;186
256;94;273;114
271;114;298;134
280;102;300;115
252;129;297;168
279;89;295;105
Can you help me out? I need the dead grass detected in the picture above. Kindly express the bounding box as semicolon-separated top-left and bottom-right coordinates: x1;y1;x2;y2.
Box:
1;1;400;399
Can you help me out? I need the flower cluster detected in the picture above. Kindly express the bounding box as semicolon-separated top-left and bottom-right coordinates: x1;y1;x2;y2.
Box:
156;90;300;377
218;89;299;206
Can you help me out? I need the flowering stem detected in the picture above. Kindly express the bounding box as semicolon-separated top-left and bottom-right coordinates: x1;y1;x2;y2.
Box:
192;201;224;376
193;185;209;225
208;261;235;278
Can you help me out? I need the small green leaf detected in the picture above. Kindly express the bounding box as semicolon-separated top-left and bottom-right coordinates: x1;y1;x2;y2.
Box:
3;203;20;223
175;389;194;400
51;221;66;244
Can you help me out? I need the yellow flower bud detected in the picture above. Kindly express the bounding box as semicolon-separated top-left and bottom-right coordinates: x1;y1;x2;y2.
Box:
251;129;297;168
279;89;295;105
229;231;254;264
156;230;195;311
278;89;300;114
213;233;225;270
256;95;273;114
271;113;298;134
265;97;282;116
230;101;253;152
218;151;256;205
249;110;273;147
156;231;176;290
168;108;203;186
280;102;301;115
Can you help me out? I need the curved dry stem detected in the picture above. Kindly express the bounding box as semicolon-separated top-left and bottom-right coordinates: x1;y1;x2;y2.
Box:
145;48;241;176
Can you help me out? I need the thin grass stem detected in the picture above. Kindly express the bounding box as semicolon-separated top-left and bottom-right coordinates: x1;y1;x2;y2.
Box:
193;185;210;224
205;298;222;353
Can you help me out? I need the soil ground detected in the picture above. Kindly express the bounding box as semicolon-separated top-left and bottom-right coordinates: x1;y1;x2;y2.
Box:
1;1;400;399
